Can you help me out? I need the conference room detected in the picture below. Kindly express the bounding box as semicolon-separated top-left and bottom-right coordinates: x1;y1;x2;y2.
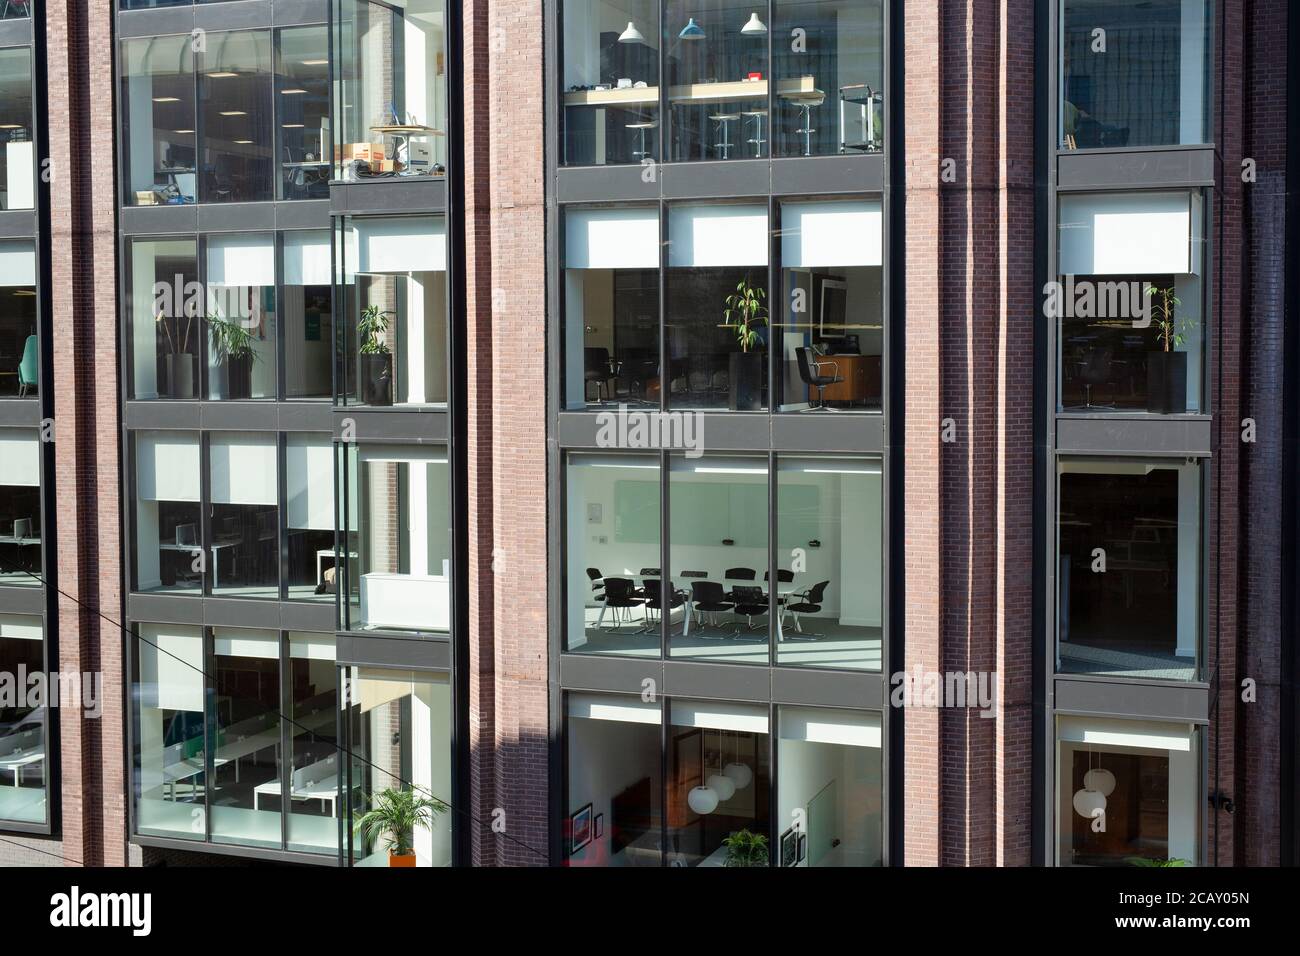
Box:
0;613;45;826
0;427;40;587
565;451;882;670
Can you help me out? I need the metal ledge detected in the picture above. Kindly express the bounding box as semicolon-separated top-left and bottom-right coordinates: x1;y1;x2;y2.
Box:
1054;675;1210;723
0;586;44;613
126;593;335;632
1056;414;1212;457
556;409;884;455
125;401;333;432
0;18;32;48
1057;146;1217;191
334;632;451;670
0;399;40;427
330;178;447;217
332;405;449;444
0;209;37;239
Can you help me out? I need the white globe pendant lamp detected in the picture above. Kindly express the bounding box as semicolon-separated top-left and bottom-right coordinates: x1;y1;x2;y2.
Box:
724;760;753;790
1083;767;1116;797
707;773;736;802
741;12;767;35
688;785;719;815
619;20;645;44
1072;788;1107;820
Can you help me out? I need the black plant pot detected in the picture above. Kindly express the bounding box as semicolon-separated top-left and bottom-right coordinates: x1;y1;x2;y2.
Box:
359;353;394;406
164;353;195;399
1146;350;1187;414
223;354;254;400
728;351;765;411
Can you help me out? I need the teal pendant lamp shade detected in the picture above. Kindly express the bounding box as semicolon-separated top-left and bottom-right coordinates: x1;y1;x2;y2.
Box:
679;17;706;40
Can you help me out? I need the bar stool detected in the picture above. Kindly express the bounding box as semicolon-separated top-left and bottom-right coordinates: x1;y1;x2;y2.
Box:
627;120;656;161
711;113;740;160
790;92;825;157
741;109;766;158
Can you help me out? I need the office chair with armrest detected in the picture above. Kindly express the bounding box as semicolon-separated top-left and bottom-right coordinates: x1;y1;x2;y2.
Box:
784;580;830;638
729;585;768;635
601;577;644;630
639;579;685;634
17;335;37;397
796;347;842;410
724;567;756;582
689;581;733;639
1076;346;1114;409
584;347;617;403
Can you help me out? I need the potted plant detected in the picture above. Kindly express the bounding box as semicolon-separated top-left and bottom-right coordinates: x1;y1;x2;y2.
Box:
354;786;447;867
1144;284;1192;414
722;277;767;411
358;304;395;406
207;313;259;400
155;304;197;399
721;828;770;867
1125;856;1189;867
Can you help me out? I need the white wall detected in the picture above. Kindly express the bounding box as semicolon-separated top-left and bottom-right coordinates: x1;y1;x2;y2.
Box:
777;737;882;867
566;715;661;866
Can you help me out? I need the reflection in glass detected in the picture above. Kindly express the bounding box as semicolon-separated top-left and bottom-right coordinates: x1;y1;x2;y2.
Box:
0;428;39;588
564;454;661;657
121;36;197;206
206;235;277;400
0;615;45;823
277;26;331;200
0;241;36;398
560;0;660;166
133;624;206;840
199;31;273;203
345;669;452;866
0;47;33;210
668;455;769;664
129;239;200;400
133;430;202;594
287;434;335;601
210;628;282;848
208;432;280;598
1057;459;1200;681
288;633;339;853
283;232;335;399
1061;0;1210;149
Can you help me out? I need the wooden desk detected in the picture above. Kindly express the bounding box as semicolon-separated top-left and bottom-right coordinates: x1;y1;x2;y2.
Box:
564;76;819;108
816;354;881;406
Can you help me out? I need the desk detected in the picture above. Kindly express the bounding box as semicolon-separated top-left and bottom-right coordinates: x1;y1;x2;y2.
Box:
253;777;337;816
316;548;358;586
160;539;240;588
815;354;880;406
0;749;42;787
370;124;442;174
564;76;819;108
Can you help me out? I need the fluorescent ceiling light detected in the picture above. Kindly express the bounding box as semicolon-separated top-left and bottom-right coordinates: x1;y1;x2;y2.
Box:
206;71;238;78
693;466;768;475
12;290;35;296
0;124;21;129
301;59;328;66
219;110;247;116
800;465;882;475
234;139;254;144
590;462;658;470
282;123;305;128
173;129;195;134
280;88;308;95
152;96;180;103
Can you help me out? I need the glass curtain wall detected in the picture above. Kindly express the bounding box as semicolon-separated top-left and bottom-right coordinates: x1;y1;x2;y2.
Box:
0;428;39;587
132;430;202;594
121;36;197;206
198;31;274;203
0;240;37;397
283;231;334;398
128;238;201;400
0;47;33;211
0;614;45;824
208;432;280;598
205;235;277;400
276;26;332;200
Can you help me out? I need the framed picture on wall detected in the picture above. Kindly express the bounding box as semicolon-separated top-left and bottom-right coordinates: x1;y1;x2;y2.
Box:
570;803;593;854
780;826;799;867
797;832;808;864
594;814;604;839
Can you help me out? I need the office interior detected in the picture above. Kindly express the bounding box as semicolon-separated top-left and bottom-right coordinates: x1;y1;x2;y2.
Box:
0;427;40;587
0;46;33;211
0;240;37;398
0;614;45;824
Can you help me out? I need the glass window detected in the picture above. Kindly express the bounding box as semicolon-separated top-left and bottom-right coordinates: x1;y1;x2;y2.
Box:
0;428;40;587
129;238;201;400
286;434;335;601
668;454;769;663
121;0;189;8
0;241;36;399
772;0;884;157
1057;717;1201;866
560;0;660;166
283;231;335;399
564;692;663;866
344;668;452;866
339;216;448;407
341;444;451;633
205;234;277;400
775;199;883;411
0;614;45;824
1061;0;1211;149
664;0;770;162
335;0;447;181
0;47;34;211
565;453;661;657
563;205;660;409
1057;458;1201;681
0;0;32;17
133;623;206;840
288;633;339;854
667;699;770;866
776;706;882;866
666;203;769;410
208;432;280;598
199;31;273;203
132;430;202;594
775;456;882;670
276;26;331;201
1057;192;1205;414
210;627;282;848
121;36;197;206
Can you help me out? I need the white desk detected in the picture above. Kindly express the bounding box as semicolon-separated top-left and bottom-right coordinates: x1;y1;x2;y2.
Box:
0;749;42;787
253;776;338;816
160;539;240;588
316;548;358;585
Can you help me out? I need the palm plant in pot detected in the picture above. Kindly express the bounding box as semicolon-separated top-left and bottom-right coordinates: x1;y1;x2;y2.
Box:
207;313;259;400
722;276;767;411
358;304;395;406
154;303;197;399
354;786;447;867
721;828;770;867
1144;284;1193;414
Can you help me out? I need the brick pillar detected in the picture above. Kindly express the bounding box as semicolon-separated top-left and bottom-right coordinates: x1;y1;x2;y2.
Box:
45;0;124;866
463;0;550;866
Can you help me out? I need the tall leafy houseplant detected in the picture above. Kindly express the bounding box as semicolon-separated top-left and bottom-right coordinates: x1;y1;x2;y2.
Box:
207;313;259;400
354;786;447;867
721;828;769;868
722;277;768;411
1143;284;1193;414
1126;856;1189;867
358;304;395;406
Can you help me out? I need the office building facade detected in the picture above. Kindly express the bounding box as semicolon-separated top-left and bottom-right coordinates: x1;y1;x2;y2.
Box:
0;0;1293;868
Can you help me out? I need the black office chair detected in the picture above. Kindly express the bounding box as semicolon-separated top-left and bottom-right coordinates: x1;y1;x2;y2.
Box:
730;585;769;634
585;347;617;403
724;567;756;581
764;569;794;584
679;569;708;579
1077;346;1114;409
689;580;733;638
601;577;644;630
796;347;842;410
586;567;605;609
784;580;830;638
640;579;686;634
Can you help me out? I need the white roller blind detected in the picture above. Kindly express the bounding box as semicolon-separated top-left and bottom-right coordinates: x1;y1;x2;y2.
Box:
283;231;331;285
289;632;335;661
0;241;36;286
1058;192;1195;275
669;204;768;267
568;693;661;725
565;207;659;269
781;201;882;267
358;443;448;464
286;434;333;531
353;217;447;273
135;431;200;502
206;235;275;287
670;699;769;734
0;428;38;487
210;433;277;506
1058;716;1193;753
213;627;279;660
779;706;881;748
138;624;204;713
356;668;449;714
0;614;42;640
